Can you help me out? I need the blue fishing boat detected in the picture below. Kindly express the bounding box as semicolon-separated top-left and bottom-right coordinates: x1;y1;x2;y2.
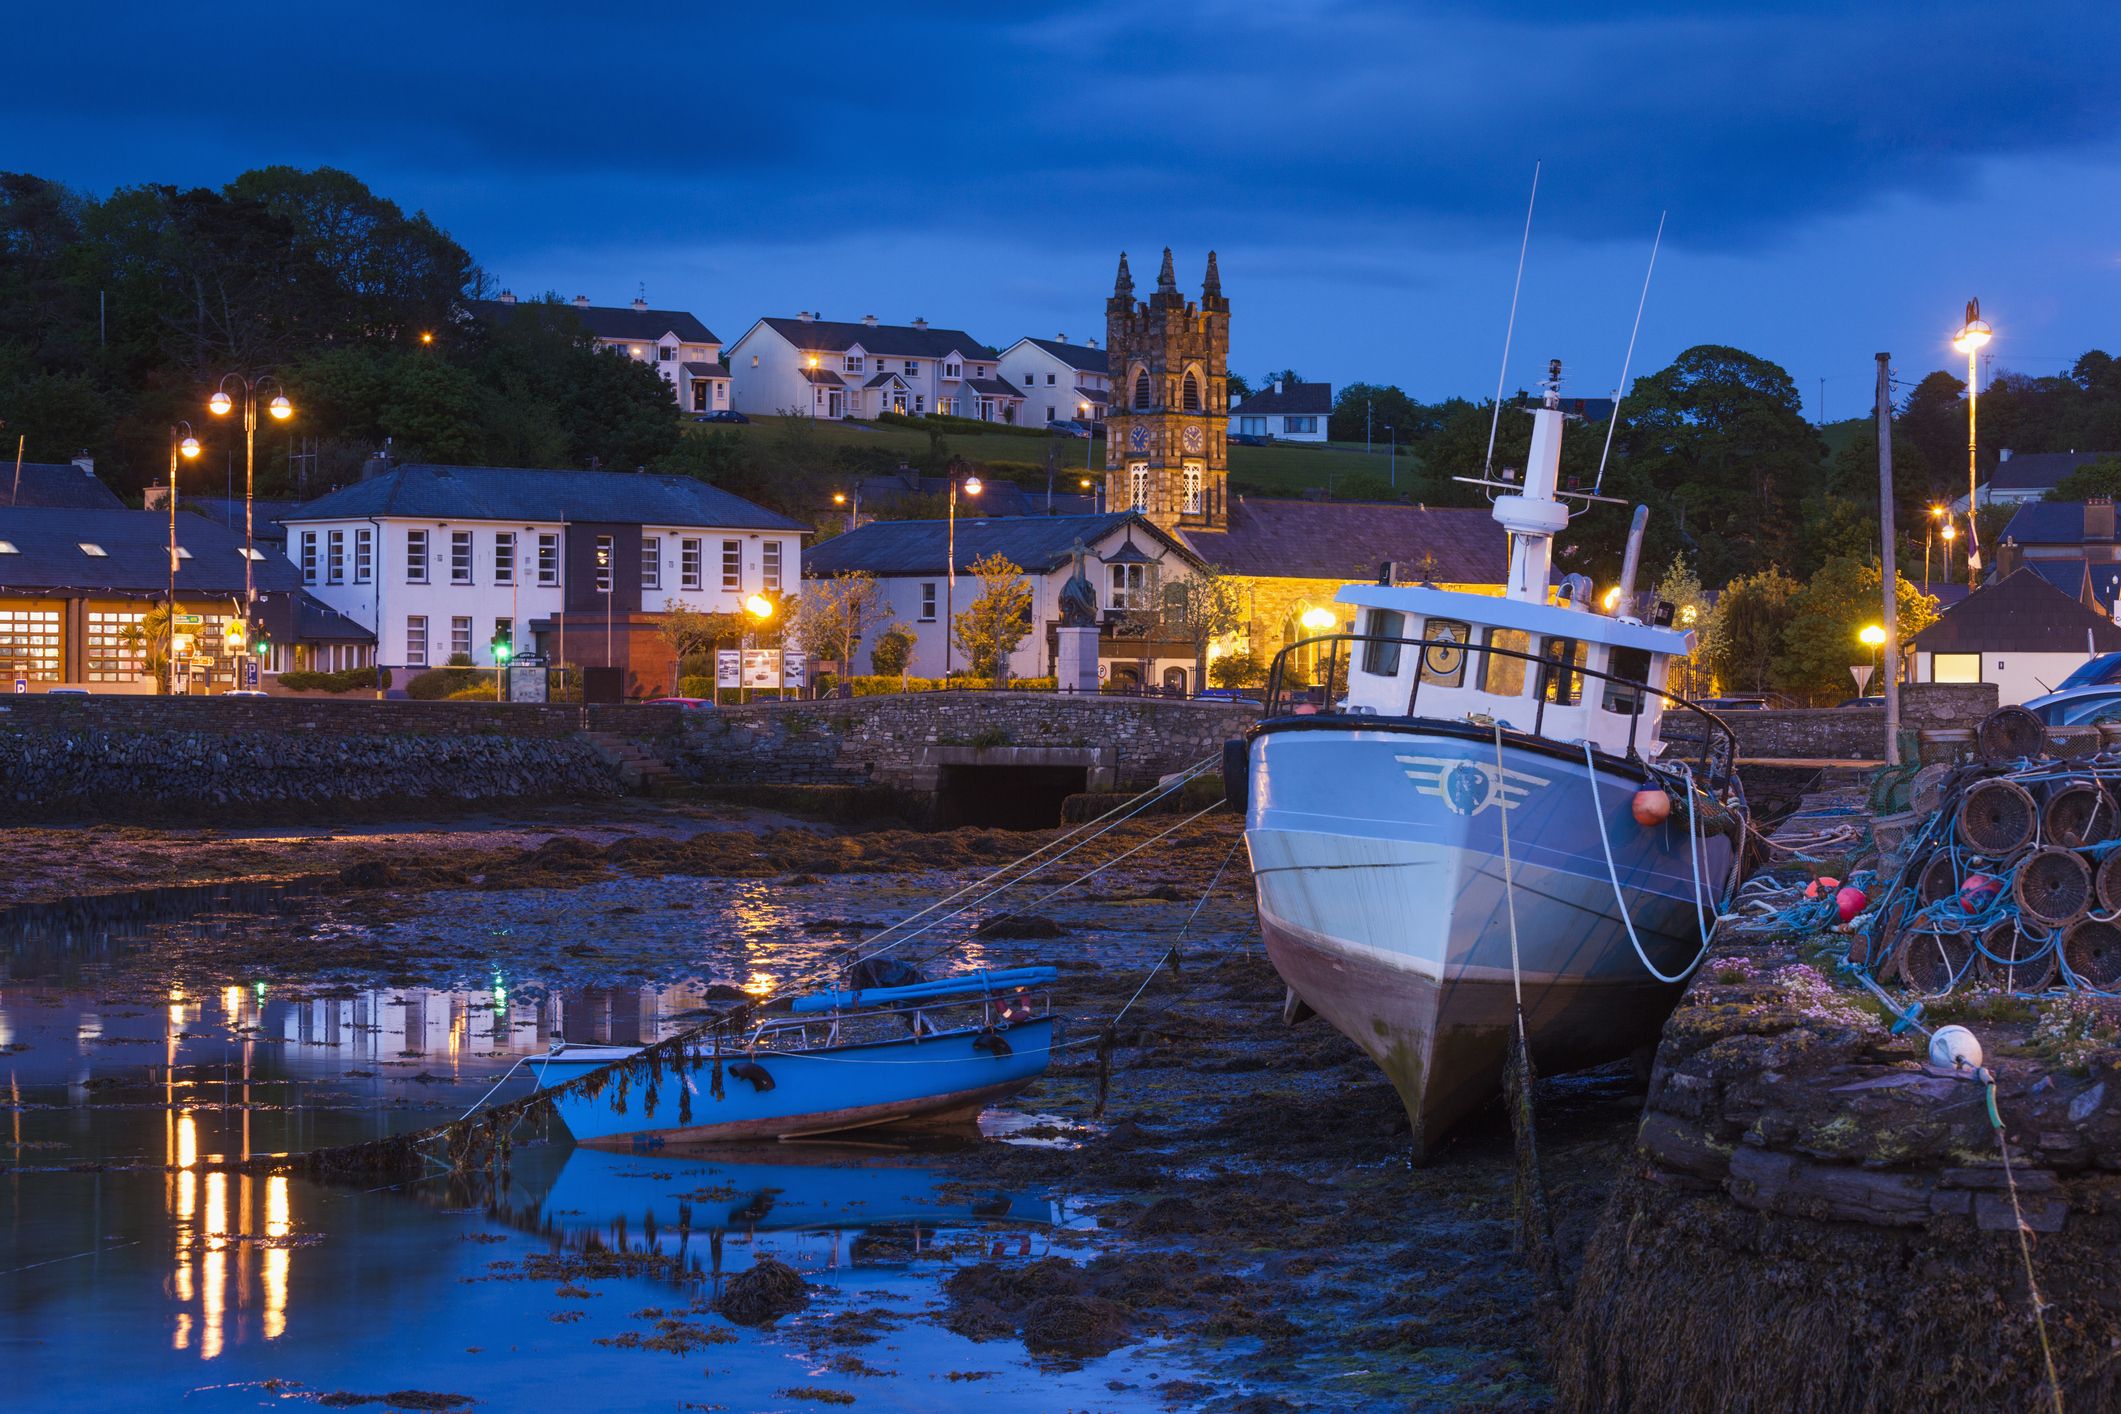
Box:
1232;364;1748;1156
527;966;1060;1148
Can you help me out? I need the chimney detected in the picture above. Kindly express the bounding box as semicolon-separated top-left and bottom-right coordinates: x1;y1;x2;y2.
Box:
1996;537;2024;578
863;314;878;327
1087;339;1097;349
2087;498;2116;543
912;317;928;330
631;296;648;311
798;310;815;322
497;289;516;304
71;451;94;477
572;294;590;308
1058;331;1067;343
1274;379;1284;395
1998;448;2013;462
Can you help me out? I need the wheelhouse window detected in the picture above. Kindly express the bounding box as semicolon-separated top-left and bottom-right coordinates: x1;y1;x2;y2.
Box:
1604;646;1653;714
1482;628;1531;696
1360;609;1405;675
1417;619;1470;688
1540;637;1589;705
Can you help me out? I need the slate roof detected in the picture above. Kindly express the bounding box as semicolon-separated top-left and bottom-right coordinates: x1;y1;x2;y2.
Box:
680;361;727;380
864;372;907;389
1992;451;2119;494
0;461;125;511
253;588;376;644
475;299;717;346
1180;497;1508;583
752;317;998;360
964;377;1024;398
2027;559;2099;609
184;497;304;540
801;367;848;387
1232;381;1333;416
1913;568;2121;653
283;465;807;532
1019;338;1109;374
0;507;302;596
2001;500;2117;548
804;512;1199;578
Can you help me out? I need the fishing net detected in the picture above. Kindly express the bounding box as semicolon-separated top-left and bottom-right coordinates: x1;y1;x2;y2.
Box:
2097;852;2121;915
1977;705;2047;764
2063;918;2121;991
1977;919;2057;992
1916;851;1960;905
2013;846;2094;928
1956;778;2036;856
1893;928;1974;996
2043;780;2116;848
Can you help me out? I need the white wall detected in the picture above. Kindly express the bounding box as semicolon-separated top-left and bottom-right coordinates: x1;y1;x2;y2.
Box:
1915;649;2095;706
1229;409;1327;442
729;323;1001;421
1001;341;1110;425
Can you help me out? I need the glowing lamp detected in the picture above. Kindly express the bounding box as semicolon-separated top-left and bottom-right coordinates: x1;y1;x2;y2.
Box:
1299;607;1337;632
420;331;434;345
208;390;233;416
1953;320;1992;354
963;475;983;496
832;492;846;505
1942;522;1957;541
1601;586;1622;612
179;436;201;458
1859;625;1886;648
744;594;774;620
268;394;292;420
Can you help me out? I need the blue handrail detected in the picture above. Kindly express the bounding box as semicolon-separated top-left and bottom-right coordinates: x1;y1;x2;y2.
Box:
789;966;1059;1015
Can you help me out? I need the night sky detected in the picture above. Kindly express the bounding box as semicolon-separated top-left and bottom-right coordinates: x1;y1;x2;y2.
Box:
12;2;2119;414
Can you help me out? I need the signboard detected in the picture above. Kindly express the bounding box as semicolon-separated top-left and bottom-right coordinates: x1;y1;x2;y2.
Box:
174;614;203;626
741;648;780;689
1850;665;1874;696
246;660;259;689
781;650;807;688
715;649;742;689
508;663;548;703
13;678;24;694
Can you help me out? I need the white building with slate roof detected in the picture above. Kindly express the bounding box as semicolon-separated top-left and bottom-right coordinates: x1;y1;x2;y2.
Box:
802;511;1206;689
726;314;1022;423
283;464;805;694
477;294;732;416
998;336;1111;427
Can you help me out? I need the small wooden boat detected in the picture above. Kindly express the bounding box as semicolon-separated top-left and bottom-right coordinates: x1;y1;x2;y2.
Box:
527;966;1060;1149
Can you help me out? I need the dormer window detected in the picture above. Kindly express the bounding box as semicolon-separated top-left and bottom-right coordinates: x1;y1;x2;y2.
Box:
845;353;865;373
945;361;961;378
78;542;107;557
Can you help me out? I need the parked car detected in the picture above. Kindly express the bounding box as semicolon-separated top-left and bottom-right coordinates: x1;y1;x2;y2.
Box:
2023;684;2121;727
225;689;270;698
692;410;749;424
1047;420;1092;439
644;696;716;711
1694;696;1768;712
1834;695;1887;708
1232;433;1272;447
43;687;88;696
2056;652;2121;690
1195;688;1263;707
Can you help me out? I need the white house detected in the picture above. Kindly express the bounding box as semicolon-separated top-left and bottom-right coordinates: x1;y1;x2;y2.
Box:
1229;380;1332;442
1910;566;2121;705
998;336;1111;426
802;511;1209;691
725;314;1021;422
281;463;806;695
479;294;732;416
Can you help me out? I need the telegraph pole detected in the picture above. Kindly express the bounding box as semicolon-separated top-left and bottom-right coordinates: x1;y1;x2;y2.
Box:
1876;353;1901;767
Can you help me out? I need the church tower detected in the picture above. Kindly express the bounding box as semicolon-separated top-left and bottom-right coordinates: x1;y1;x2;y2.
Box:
1104;248;1230;531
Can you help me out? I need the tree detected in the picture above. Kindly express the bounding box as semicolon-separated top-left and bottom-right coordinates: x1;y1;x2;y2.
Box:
1701;567;1800;695
119;605;174;695
1210;650;1265;689
1652;555;1711;699
788;571;892;686
1160;563;1247;693
655;600;742;694
2044;456;2121;502
1328;382;1427;446
870;622;915;685
1899;370;1967;488
1225;372;1252;402
1258;367;1306;391
951;552;1033;687
1771;556;1940;704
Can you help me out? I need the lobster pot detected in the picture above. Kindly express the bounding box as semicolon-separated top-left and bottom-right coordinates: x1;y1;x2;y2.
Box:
2062;917;2121;991
1853;892;1911;972
1978;918;2058;993
1894;928;1975;996
1956;778;2038;856
2042;780;2117;848
2013;846;2094;928
2098;852;2121;915
1916;851;1960;905
1977;705;2048;764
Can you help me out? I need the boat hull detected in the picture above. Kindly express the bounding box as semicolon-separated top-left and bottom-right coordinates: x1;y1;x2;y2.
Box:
1245;722;1735;1155
528;1019;1058;1149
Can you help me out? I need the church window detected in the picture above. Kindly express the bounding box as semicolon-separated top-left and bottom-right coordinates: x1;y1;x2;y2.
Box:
1109;562;1155;611
1128;463;1149;512
1133;371;1151;409
1183;463;1204;515
1182;371;1201;411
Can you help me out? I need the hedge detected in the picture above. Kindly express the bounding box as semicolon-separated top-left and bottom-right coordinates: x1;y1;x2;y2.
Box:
405;666;489;700
276;666;379;694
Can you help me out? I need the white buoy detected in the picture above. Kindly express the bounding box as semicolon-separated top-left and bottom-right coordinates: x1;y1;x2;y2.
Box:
1929;1024;1984;1071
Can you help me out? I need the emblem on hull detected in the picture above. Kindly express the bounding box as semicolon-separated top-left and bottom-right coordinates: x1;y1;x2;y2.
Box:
1395;754;1550;816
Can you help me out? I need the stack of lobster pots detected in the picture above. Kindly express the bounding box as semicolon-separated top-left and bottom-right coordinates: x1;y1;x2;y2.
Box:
1868;705;2121;997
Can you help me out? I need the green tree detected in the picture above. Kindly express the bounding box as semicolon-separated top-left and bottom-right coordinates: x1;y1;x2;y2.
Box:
1898;370;1967;487
654;600;742;695
2043;456;2121;502
869;622;915;682
952;552;1033;686
1652;555;1711;699
1771;556;1940;703
1328;382;1427;447
1701;566;1800;695
1159;563;1248;693
789;571;892;685
379;353;482;461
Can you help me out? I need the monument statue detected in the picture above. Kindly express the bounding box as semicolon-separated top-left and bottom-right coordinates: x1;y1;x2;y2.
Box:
1058;538;1099;627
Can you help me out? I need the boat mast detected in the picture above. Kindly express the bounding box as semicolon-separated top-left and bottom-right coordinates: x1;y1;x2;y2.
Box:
1495;359;1569;605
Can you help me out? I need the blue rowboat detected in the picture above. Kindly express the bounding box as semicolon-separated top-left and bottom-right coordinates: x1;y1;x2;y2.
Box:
527;973;1060;1148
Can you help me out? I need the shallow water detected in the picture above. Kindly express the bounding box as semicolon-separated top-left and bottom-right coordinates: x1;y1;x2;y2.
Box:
0;879;1214;1411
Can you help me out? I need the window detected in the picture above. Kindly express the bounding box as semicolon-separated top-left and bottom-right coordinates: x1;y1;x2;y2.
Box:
354;528;372;584
903;359;919;376
641;535;661;590
86;609;145;682
405;615;429;667
494;532;515;586
1182;371;1202;410
750;354;759;366
1286;416;1318;434
1183;463;1204;515
914;395;925;413
537;533;559;586
1540;637;1588;705
593;535;613;592
1133;371;1151;408
1933;653;1982;683
1108;563;1156;611
721;539;741;591
762;540;782;591
1046;372;1056;385
1240;415;1266;436
407;530;429;583
919;583;938;621
0;608;61;681
450;615;473;661
1128;462;1149;511
451;531;473;585
938;398;957;416
844;354;865;373
1418;620;1470;689
1483;628;1531;696
327;529;345;584
680;537;702;590
1361;609;1405;676
944;361;960;378
659;345;675;361
78;542;106;557
300;531;318;585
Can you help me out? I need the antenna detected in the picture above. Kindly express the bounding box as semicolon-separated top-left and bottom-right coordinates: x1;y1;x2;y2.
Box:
1484;161;1539;478
1593;210;1665;494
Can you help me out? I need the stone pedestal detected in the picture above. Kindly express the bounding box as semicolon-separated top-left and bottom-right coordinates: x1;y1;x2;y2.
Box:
1056;626;1100;696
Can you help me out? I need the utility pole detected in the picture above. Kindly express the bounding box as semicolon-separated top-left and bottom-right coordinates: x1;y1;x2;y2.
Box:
1876;353;1901;767
1366;397;1372;455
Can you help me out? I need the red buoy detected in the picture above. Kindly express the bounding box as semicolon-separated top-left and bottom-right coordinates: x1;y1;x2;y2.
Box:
1834;885;1869;923
1631;788;1672;826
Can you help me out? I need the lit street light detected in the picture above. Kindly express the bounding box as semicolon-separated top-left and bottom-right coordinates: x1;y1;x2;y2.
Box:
741;593;775;703
832;490;859;533
1953;298;1992;584
943;467;983;679
1941;518;1958;583
166;424;202;695
807;354;820;421
207;374;294;642
1859;622;1887;696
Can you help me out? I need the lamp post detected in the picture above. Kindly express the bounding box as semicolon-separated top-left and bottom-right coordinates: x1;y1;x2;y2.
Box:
1081;476;1100;515
740;592;774;704
1953;299;1992;584
832;490;858;534
943;466;983;679
807;354;820;422
1078;400;1093;497
1941;518;1957;582
207;375;293;625
1924;503;1945;591
1859;623;1886;699
165;425;202;695
1385;424;1398;490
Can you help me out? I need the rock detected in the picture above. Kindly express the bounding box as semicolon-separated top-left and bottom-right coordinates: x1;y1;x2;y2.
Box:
1019;1294;1131;1358
716;1256;809;1325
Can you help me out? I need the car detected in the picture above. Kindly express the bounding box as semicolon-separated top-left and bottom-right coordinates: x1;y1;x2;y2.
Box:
1834;695;1887;708
43;687;89;696
691;410;750;424
1046;420;1092;439
1694;696;1768;712
1195;688;1263;706
2023;683;2121;727
224;689;270;697
2056;652;2121;691
1232;433;1272;447
644;696;716;711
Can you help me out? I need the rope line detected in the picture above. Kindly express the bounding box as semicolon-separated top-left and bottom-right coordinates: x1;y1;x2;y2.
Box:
1584;741;1714;985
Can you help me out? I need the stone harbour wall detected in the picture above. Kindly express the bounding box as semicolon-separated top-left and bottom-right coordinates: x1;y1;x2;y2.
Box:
1667;682;2003;763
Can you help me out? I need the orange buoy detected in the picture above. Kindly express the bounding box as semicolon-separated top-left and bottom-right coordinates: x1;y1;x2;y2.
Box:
1835;885;1869;923
1804;875;1841;900
1631;788;1672;826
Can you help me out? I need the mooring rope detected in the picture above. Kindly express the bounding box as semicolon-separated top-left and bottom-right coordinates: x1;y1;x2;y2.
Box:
1585;741;1713;985
1977;1064;2066;1414
1496;723;1559;1290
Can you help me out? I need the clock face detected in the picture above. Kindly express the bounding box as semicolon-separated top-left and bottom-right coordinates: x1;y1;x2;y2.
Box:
1128;425;1149;453
1182;425;1205;453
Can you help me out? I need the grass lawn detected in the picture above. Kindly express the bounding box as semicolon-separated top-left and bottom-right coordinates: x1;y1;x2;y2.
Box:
707;416;1407;499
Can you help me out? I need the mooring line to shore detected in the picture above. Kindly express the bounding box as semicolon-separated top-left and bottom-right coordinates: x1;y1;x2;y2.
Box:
1498;724;1559;1291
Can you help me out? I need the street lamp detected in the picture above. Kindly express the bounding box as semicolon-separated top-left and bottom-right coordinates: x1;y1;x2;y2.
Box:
207;373;294;627
1078;401;1093;508
166;424;203;695
741;593;774;703
1923;503;1946;591
1941;518;1958;582
943;467;983;679
1953;298;1992;584
1081;476;1101;515
807;354;820;421
1860;623;1886;697
833;490;858;533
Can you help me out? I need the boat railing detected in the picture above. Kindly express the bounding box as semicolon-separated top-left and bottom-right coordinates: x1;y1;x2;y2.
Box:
722;987;1054;1055
1261;632;1740;787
